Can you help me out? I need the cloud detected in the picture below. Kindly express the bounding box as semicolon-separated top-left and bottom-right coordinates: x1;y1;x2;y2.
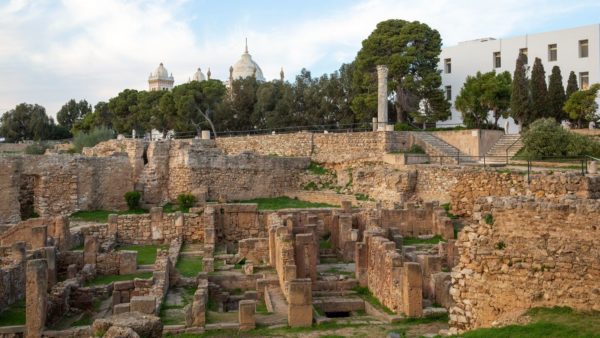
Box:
0;0;597;117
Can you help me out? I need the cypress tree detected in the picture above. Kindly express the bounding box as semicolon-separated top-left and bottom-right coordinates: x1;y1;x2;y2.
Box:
510;53;531;127
566;71;579;99
547;66;566;122
530;57;549;120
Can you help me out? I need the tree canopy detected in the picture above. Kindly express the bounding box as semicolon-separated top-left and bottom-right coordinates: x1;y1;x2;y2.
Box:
564;84;600;128
454;71;511;128
530;57;549;121
57;99;92;132
510;53;532;127
547;65;566;122
353;19;449;123
0;103;70;142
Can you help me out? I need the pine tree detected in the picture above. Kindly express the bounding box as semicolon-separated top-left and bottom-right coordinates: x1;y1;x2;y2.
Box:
566;71;579;100
547;66;566;122
530;57;549;120
510;53;531;127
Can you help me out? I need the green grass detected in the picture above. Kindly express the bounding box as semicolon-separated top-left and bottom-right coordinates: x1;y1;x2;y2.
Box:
232;196;338;210
159;286;197;325
70;209;148;222
85;272;152;286
256;300;271;315
176;255;204;277
402;235;445;245
0;299;26;326
71;312;93;326
307;161;331;175
458;307;600;338
163;202;190;213
118;244;168;265
352;286;394;315
354;193;370;201
319;238;332;249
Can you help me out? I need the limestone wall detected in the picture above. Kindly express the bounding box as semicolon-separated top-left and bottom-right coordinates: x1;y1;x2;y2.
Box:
431;129;503;157
0;155;132;224
108;209;203;245
216;131;410;163
0;261;25;313
378;202;454;239
237;238;269;264
449;197;600;333
414;166;600;216
365;232;404;312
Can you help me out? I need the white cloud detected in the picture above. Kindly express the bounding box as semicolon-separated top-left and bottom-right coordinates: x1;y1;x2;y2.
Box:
0;0;597;117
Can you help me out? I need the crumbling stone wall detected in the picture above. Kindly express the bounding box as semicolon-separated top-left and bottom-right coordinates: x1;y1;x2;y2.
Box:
415;166;600;216
449;197;600;333
0;155;132;224
377;202;454;239
237;238;269;264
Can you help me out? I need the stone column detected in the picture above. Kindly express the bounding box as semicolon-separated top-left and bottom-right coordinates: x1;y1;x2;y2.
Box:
287;278;312;327
83;235;98;265
44;247;57;289
26;259;48;338
377;65;389;131
150;207;164;241
238;300;256;330
294;233;317;282
187;287;208;327
402;262;423;317
204;207;216;246
355;242;368;287
52;216;71;251
108;214;118;237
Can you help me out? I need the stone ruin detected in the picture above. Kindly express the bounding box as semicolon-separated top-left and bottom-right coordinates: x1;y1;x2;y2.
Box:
0;131;599;337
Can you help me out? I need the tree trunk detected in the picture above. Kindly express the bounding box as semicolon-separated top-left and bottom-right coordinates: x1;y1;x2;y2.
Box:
395;85;408;123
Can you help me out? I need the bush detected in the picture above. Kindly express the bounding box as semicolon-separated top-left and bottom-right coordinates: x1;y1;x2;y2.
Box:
394;122;418;131
522;118;600;159
72;127;115;153
407;144;426;154
124;191;141;210
177;193;197;210
24;142;50;155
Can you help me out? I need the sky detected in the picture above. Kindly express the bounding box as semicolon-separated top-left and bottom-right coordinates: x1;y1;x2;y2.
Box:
0;0;599;118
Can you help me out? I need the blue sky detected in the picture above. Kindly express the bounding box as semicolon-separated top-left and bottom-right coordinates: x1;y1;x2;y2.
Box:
0;0;599;117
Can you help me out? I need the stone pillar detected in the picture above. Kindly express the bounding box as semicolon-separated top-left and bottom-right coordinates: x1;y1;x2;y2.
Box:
372;117;378;132
377;65;389;131
187;286;208;327
108;214;118;237
341;200;352;213
84;235;98;265
287;278;312;327
355;242;368;287
204;207;216;246
201;130;211;140
119;251;138;275
150;207;164;241
53;216;71;251
26;259;48;338
31;225;48;249
238;300;256;330
420;255;441;299
446;239;457;269
338;214;353;245
44;247;57;289
203;258;214;273
589;161;598;174
294;233;317;282
174;213;184;237
402;262;423;317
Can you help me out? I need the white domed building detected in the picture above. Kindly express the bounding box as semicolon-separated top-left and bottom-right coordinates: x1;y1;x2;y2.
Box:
148;62;174;91
191;67;206;82
228;40;265;84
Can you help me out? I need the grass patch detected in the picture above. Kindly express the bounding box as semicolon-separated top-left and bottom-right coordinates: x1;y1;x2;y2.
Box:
324;267;354;276
484;213;494;225
176;255;204;277
163;202;191;213
71;312;93;326
232;196;338;210
308;161;331;175
70;209;148;223
458;307;600;338
354;193;370;201
0;299;26;326
319;238;332;249
256;300;271;315
85;272;152;286
402;235;445;245
118;244;168;265
352;286;394;315
207;298;219;312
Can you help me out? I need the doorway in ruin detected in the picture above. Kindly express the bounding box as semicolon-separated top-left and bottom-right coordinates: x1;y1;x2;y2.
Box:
19;175;39;220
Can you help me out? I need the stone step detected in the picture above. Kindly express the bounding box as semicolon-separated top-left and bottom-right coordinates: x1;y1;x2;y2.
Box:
179;251;204;257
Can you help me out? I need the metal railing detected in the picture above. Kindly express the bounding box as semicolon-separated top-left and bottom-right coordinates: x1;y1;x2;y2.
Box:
505;135;523;165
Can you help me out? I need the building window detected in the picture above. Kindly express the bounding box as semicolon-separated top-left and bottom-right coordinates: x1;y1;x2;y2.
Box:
580;72;589;90
444;58;451;74
548;44;557;61
445;86;452;101
493;52;501;68
519;48;528;64
579;40;589;58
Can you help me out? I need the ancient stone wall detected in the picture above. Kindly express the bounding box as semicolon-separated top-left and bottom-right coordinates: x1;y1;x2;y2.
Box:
237;238;269;264
378;202;454;239
108;209;203;245
449;197;600;333
414;166;600;216
364;230;404;312
0;155;132;224
0;261;25;313
216;131;410;163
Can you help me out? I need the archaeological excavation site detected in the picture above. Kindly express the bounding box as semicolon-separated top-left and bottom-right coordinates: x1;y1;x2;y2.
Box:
1;129;599;338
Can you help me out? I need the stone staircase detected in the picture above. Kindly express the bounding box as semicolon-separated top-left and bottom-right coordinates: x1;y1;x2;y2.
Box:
482;134;523;164
410;132;476;164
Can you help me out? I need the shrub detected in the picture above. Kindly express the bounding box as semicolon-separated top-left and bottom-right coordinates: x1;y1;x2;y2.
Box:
307;161;329;175
124;191;141;210
484;214;494;225
24;142;50;155
407;144;426;154
522;118;600;159
303;182;318;191
177;193;197;210
495;241;506;250
72;127;115;153
394;122;418;131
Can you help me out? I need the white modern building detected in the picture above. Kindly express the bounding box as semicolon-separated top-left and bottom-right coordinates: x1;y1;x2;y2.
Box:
438;24;600;133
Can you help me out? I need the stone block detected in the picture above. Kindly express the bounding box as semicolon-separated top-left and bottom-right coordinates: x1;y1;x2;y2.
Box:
402;262;423;317
203;258;214;273
113;303;130;315
238;300;256;330
26;259;48;338
114;280;134;291
341;200;352;213
243;263;254;275
83;235;98;265
130;296;156;315
67;264;77;279
119;251;138;275
287;279;312;327
31;225;48;249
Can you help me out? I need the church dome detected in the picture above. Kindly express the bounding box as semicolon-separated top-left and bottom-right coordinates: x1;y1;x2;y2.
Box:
231;41;265;82
192;67;206;82
149;62;173;81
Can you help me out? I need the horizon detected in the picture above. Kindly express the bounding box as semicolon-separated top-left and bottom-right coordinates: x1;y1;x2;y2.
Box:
1;0;599;117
